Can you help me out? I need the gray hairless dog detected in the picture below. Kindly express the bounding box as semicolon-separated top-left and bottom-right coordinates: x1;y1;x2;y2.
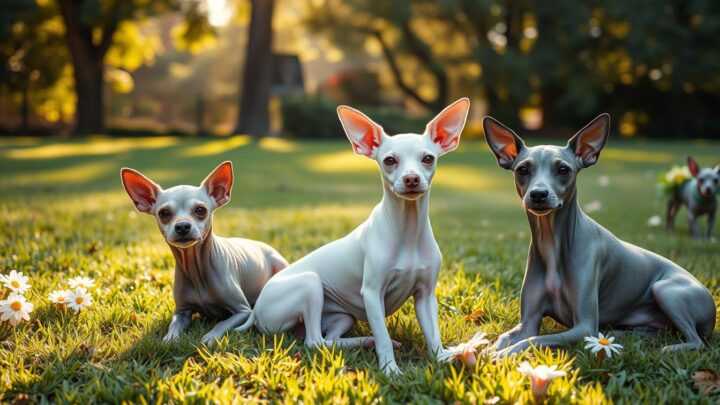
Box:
121;162;288;345
666;156;719;240
482;114;716;357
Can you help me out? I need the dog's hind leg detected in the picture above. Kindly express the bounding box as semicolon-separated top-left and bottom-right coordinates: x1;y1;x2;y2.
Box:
666;198;679;231
321;312;402;349
652;277;715;351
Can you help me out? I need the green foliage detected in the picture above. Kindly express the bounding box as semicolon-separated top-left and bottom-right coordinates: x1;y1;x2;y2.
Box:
0;137;719;402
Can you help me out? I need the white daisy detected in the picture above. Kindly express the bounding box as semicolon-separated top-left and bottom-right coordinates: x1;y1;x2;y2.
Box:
437;332;490;368
584;332;623;360
67;288;93;312
0;292;34;325
517;361;566;399
0;270;31;294
48;290;72;305
68;276;95;290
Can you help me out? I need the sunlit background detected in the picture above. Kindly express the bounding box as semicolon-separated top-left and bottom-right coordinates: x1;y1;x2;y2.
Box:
1;0;719;139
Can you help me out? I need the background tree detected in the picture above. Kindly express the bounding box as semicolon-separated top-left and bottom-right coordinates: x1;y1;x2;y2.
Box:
233;0;275;136
54;0;213;134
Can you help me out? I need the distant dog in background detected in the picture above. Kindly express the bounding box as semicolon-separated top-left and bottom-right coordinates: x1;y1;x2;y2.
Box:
665;156;719;240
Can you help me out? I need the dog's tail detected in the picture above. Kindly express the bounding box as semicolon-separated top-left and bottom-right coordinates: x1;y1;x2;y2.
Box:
234;311;256;333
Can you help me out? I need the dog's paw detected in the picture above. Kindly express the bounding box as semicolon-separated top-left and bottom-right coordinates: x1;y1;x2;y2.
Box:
382;362;402;377
391;339;402;349
361;338;403;350
162;332;180;343
200;333;221;347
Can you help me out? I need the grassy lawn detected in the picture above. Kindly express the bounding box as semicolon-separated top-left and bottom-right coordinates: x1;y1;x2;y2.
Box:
0;135;719;403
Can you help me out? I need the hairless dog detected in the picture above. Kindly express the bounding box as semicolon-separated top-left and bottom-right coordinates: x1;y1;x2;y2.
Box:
666;156;719;240
483;114;716;357
235;99;471;375
121;162;288;345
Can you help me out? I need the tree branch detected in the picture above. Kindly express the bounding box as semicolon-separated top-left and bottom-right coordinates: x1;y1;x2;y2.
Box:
370;29;436;110
97;0;122;56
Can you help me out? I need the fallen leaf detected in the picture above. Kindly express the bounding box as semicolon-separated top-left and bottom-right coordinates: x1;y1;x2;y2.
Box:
464;308;485;324
292;351;302;362
692;368;720;395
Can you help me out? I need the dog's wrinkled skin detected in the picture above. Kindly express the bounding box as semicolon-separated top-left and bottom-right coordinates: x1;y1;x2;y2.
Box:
483;114;716;357
666;156;719;240
121;162;288;345
235;99;471;375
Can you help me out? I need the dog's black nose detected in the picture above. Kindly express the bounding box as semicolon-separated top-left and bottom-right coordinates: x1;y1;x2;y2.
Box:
175;222;192;236
403;174;420;188
529;189;549;203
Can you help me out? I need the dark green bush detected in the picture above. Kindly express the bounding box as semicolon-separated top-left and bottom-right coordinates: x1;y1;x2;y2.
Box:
281;96;432;139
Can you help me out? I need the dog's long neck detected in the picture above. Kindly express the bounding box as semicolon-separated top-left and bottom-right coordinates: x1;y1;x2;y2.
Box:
380;186;430;242
169;226;215;277
527;191;582;288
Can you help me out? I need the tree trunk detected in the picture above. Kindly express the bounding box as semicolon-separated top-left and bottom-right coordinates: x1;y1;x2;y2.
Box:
58;0;116;135
73;58;104;135
233;0;275;136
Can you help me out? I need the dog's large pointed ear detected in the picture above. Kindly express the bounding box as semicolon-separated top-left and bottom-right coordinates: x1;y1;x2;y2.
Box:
426;98;470;155
337;106;384;159
714;164;720;175
483;116;525;169
121;168;162;214
567;113;610;168
201;161;233;208
687;156;700;177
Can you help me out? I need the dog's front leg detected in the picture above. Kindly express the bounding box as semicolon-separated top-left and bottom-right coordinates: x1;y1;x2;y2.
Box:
706;211;715;240
361;281;400;375
497;280;599;357
495;255;546;351
414;286;443;357
163;309;192;342
688;212;702;240
201;308;252;346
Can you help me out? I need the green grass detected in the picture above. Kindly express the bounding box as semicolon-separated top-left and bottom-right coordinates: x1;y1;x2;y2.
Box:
0;135;719;404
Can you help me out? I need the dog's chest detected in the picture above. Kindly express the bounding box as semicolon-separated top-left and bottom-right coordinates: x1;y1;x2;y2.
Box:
536;235;573;326
382;249;438;315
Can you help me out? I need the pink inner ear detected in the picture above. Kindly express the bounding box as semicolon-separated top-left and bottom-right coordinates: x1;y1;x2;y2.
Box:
360;128;379;154
688;159;700;176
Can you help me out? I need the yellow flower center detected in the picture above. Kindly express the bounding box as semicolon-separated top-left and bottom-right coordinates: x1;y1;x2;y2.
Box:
11;280;19;288
598;338;610;346
57;297;65;302
11;301;22;311
75;297;84;304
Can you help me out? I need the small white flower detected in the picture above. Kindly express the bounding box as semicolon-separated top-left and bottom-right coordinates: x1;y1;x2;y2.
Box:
584;332;623;358
0;293;34;325
584;200;603;213
647;215;662;227
68;276;95;290
597;175;610;187
438;332;490;368
517;361;566;399
48;290;72;305
0;270;31;294
67;288;92;312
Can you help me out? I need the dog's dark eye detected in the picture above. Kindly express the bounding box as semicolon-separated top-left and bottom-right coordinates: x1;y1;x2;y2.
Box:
383;156;398;166
714;178;719;184
558;166;571;175
158;208;171;219
516;166;529;176
422;155;435;165
195;206;207;216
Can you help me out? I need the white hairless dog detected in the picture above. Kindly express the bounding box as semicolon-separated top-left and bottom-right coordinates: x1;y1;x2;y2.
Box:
236;99;471;375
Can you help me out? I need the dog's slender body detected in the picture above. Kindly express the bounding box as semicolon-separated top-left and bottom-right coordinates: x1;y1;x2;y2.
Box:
483;115;716;356
236;99;471;375
121;162;288;345
666;156;719;240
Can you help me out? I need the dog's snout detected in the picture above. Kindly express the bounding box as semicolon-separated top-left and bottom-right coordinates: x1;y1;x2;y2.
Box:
403;174;420;188
529;189;549;203
175;222;192;236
